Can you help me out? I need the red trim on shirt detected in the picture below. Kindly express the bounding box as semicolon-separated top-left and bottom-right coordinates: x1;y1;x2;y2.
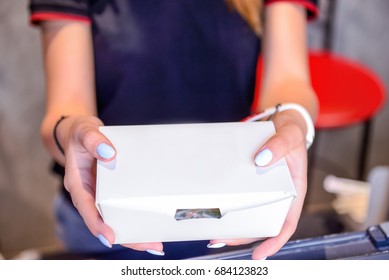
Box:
30;12;91;25
265;0;319;20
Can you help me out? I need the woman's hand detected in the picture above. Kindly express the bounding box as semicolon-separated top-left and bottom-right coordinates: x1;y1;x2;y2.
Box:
40;19;167;256
208;109;310;260
58;115;164;254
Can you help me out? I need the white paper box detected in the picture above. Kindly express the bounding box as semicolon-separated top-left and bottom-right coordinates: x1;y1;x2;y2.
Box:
96;122;296;244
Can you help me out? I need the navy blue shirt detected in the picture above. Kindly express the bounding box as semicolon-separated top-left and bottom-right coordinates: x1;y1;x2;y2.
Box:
30;0;317;125
92;1;260;125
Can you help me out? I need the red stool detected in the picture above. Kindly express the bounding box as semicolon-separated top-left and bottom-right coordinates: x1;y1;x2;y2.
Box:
254;51;386;181
310;52;385;129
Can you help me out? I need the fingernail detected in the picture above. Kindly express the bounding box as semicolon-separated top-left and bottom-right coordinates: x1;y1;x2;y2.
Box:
146;249;165;256
207;243;226;249
98;234;112;248
255;149;273;167
97;143;115;159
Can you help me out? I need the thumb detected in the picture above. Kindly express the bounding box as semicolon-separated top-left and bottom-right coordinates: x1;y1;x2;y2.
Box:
74;121;116;161
254;121;304;167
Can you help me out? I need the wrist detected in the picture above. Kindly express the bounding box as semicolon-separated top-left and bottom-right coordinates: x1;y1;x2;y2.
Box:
53;116;69;155
278;103;315;149
243;103;315;149
49;115;101;157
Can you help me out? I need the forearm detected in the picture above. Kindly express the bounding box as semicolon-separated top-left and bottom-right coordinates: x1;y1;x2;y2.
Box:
260;2;318;120
39;21;97;165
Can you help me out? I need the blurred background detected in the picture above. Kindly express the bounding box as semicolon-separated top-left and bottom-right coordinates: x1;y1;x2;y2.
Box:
1;0;389;259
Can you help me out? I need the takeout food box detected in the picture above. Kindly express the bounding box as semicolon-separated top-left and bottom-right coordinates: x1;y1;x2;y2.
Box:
96;122;296;244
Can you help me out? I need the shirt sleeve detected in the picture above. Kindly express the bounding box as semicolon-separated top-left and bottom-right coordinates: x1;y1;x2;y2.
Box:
264;0;319;20
29;0;91;25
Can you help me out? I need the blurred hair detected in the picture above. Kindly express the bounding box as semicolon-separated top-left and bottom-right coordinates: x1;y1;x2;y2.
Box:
226;0;263;36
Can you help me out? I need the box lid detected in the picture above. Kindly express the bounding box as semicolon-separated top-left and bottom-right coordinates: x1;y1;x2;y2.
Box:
96;122;296;204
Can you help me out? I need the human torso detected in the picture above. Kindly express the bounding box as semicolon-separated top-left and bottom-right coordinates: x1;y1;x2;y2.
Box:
90;0;260;125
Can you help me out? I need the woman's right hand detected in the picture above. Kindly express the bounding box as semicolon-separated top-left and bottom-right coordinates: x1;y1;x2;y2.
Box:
40;21;164;255
57;115;164;254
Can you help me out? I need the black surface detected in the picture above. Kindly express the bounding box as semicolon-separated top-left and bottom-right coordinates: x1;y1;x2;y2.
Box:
191;222;389;260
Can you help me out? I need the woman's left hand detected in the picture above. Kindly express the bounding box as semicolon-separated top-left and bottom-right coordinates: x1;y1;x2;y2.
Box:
209;109;309;260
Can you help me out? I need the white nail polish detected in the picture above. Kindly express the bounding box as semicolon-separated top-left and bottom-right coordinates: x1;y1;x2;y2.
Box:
207;243;226;249
97;143;115;159
255;149;273;167
146;249;165;256
98;234;112;248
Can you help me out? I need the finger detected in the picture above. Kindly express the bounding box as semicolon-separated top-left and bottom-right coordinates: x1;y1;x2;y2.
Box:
71;189;115;247
64;167;116;247
73;119;116;161
254;119;304;167
122;242;164;253
65;168;164;253
251;220;297;260
250;164;307;260
208;238;261;248
251;193;304;260
64;143;115;247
